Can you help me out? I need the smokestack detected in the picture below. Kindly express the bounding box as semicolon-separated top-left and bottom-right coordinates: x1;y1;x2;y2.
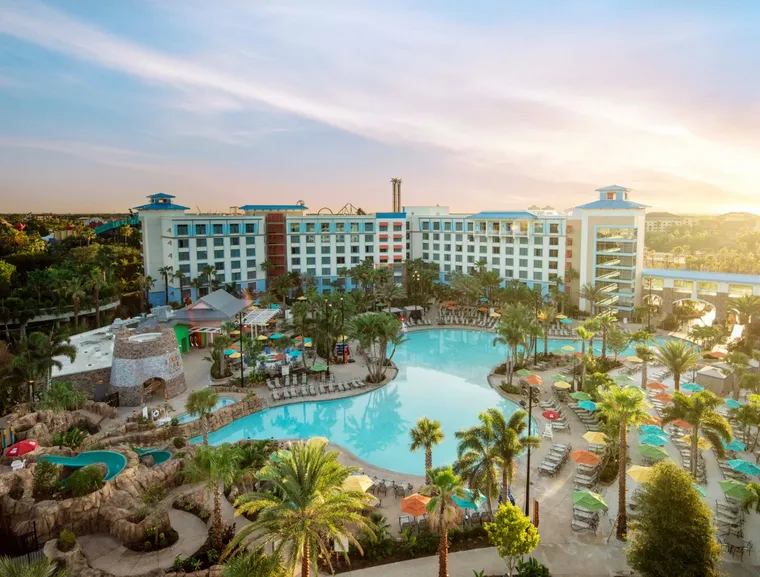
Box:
391;177;402;212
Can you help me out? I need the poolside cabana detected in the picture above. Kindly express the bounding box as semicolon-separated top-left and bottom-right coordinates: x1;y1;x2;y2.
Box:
695;364;734;397
243;308;281;336
173;289;251;346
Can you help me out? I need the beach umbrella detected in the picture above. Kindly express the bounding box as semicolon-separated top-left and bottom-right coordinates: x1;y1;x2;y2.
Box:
710;351;727;359
725;398;743;409
311;363;328;372
571;450;601;466
562;345;576;352
627;356;643;363
573;489;608;512
641;415;662;427
304;342;313;348
516;369;532;376
615;375;635;383
224;349;236;356
478;307;489;312
5;439;38;457
342;475;374;493
723;439;747;452
639;444;668;460
489;312;501;318
555;314;568;320
653;392;673;403
671;419;692;429
400;494;431;517
720;479;751;500
692;483;708;498
678;435;711;450
526;375;543;386
453;489;486;510
228;352;242;359
646;382;667;391
583;432;608;445
552;374;570;382
542;409;562;421
640;434;668;447
681;383;704;393
479;297;489;302
578;400;598;412
554;381;572;390
627;465;653;483
639;425;668;437
572;352;584;358
296;296;307;301
256;335;268;341
229;330;240;335
727;459;760;476
570;391;592;401
289;350;303;358
269;333;283;340
560;318;573;324
294;335;304;341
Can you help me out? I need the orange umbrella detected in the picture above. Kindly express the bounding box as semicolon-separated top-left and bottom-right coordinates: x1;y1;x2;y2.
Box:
526;374;543;386
646;382;667;391
572;352;583;358
672;419;692;429
400;493;431;517
478;307;488;312
642;415;662;426
570;450;601;466
294;335;304;341
653;392;673;403
709;351;726;359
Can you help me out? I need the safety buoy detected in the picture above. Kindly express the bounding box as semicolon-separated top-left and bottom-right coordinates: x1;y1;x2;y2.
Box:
152;409;160;419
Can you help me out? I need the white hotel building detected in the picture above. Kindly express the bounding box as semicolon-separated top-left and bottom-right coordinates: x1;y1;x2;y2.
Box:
136;185;647;317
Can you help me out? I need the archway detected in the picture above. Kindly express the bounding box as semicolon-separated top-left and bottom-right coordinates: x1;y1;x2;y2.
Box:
141;377;168;404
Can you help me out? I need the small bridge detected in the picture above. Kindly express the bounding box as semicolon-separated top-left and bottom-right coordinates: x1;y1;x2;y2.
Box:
642;268;760;322
94;215;139;235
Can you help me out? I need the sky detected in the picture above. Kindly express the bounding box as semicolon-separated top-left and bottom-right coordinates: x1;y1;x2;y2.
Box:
0;1;759;214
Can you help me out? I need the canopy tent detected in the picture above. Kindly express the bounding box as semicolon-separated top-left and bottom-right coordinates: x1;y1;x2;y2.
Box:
243;308;280;327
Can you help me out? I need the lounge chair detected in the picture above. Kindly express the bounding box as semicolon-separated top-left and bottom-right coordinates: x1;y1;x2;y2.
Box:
309;385;317;396
318;384;326;395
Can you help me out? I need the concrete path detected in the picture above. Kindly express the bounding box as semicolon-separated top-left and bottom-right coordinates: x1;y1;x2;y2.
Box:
78;508;207;576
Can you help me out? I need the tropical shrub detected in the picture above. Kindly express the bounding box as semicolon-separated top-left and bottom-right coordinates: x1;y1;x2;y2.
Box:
142;483;167;507
39;381;86;412
517;557;551;576
58;529;76;552
52;426;88;449
173;436;186;449
33;460;61;499
66;464;104;498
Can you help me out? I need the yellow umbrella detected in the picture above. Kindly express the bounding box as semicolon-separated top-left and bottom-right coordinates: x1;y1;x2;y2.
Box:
562;345;576;352
680;435;711;450
338;335;348;342
256;335;268;341
228;352;242;359
342;475;375;493
627;356;643;363
489;312;501;318
556;314;568;320
583;432;608;445
627;465;653;483
304;342;313;348
554;381;572;389
297;296;308;301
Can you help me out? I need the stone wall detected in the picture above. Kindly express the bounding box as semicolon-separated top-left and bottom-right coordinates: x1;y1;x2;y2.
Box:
6;402;118;447
51;367;111;401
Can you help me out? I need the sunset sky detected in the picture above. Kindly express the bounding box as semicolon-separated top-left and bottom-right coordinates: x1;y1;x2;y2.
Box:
0;1;758;214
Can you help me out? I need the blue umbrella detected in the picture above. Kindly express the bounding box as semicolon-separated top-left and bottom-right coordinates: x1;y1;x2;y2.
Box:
681;383;704;393
479;297;488;302
725;398;743;409
453;489;486;510
270;333;283;340
727;459;760;476
224;349;236;356
270;304;280;309
639;425;668;437
578;400;598;412
692;483;707;498
560;318;573;324
640;434;669;447
723;439;747;452
289;350;303;358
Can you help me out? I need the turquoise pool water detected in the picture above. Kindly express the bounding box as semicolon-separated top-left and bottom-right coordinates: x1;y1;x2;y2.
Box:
176;396;237;424
134;447;172;465
40;450;128;481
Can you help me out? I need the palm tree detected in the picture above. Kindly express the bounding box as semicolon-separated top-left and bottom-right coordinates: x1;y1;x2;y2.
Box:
377;281;403;312
410;417;444;483
200;264;217;293
729;403;760;451
536;305;557;358
454;414;499;515
173;269;187;304
63;277;87;332
158;265;173;305
222;548;286;577
231;441;375;577
593;311;616;359
2;344;41;402
742;482;760;514
598;386;648;541
184;444;242;550
635;344;656;390
347;312;406;383
260;260;275;285
87;267;107;328
662;391;732;478
420;467;467;577
484;408;539;498
29;329;76;390
655;340;700;392
185;388;220;445
0;556;69;577
579;282;605;316
574;326;594;392
730;295;760;352
121;223;134;246
136;275;155;313
493;321;526;386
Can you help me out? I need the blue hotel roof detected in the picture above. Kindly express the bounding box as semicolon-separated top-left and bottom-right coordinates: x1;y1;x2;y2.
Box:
239;205;308;211
147;192;176;199
576;199;648;209
134;202;190;211
467;211;537;219
375;212;406;219
643;268;760;285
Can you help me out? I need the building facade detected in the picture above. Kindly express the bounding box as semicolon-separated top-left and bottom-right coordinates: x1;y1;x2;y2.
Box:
644;212;683;232
136;186;648;317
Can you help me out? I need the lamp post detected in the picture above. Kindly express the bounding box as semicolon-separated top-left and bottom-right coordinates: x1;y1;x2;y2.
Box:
520;385;539;519
324;301;332;377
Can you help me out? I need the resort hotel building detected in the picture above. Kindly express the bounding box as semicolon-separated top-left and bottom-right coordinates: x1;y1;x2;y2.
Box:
136;185;647;318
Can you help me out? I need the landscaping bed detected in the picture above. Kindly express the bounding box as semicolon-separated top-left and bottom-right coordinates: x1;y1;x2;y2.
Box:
125;526;180;552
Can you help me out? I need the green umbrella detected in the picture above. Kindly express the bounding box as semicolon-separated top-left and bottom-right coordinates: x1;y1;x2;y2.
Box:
552;374;570;382
573;489;608;512
639;444;668;460
516;369;533;376
692;483;707;498
311;363;328;372
719;479;751;501
615;375;635;383
570;391;592;401
269;449;292;463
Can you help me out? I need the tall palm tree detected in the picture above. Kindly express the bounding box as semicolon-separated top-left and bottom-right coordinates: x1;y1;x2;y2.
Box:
454;413;499;515
158;265;173;305
742;482;760;514
0;556;69;577
63;277;87;332
231;441;375;577
222;548;286;577
662;391;732;478
579;282;605;316
635;344;656;390
136;275;155;313
377;281;403;312
593;311;616;359
184;444;242;550
29;329;76;390
200;264;217;293
3;343;41;402
185;388;220;445
173;269;187;304
87;267;107;328
485;408;539;498
598;386;648;541
730;295;760;352
574;325;595;392
347;312;406;383
410;417;444;483
421;467;467;577
536;305;557;358
493;321;526;385
655;340;700;392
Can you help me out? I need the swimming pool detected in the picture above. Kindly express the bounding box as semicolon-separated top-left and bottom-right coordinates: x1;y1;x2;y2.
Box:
176;396;237;424
40;450;128;481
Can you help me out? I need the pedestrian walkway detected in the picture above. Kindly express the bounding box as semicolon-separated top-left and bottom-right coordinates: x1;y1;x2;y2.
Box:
78;508;207;576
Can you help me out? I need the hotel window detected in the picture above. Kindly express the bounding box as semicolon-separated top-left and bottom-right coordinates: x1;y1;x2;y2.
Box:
421;221;429;231
394;223;403;232
231;260;240;270
519;247;528;256
519;271;528;279
231;249;240;258
231;237;240;246
177;224;188;235
493;222;500;233
365;245;374;252
534;222;544;234
291;246;300;255
214;262;224;271
245;223;256;234
467;222;474;232
432;221;440;231
492;257;500;266
533;271;542;281
479;246;487;254
321;223;330;233
365;222;374;232
433;233;440;241
549;237;559;246
480;236;487;243
290;223;300;233
216;273;225;282
350;223;359;232
506;258;514;266
321;256;331;265
351;234;359;243
534;260;542;269
322;245;331;253
214;249;224;259
549;249;559;258
306;235;315;243
422;233;429;240
179;264;190;274
351;246;360;253
337;256;346;265
455;255;463;262
505;247;514;255
519;259;528;268
444;253;451;261
197;251;207;260
321;235;330;245
195;224;207;235
423;252;429;260
229;223;240;234
306;246;316;255
214;238;224;247
213;224;224;235
455;244;462;252
351;256;361;264
444;222;452;231
467;255;475;263
423;243;429;250
444;234;451;241
364;234;372;242
179;252;190;262
506;269;513;277
196;238;207;247
232;272;241;281
336;245;345;254
247;259;257;268
455;222;463;232
335;222;345;232
433;243;440;251
444;243;451;251
306;223;315;233
306;257;316;266
178;239;189;249
467;246;475;253
534;248;543;257
322;268;331;276
520;237;529;245
246;248;255;256
549;261;558;270
246;237;256;245
492;246;500;254
550;223;559;234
